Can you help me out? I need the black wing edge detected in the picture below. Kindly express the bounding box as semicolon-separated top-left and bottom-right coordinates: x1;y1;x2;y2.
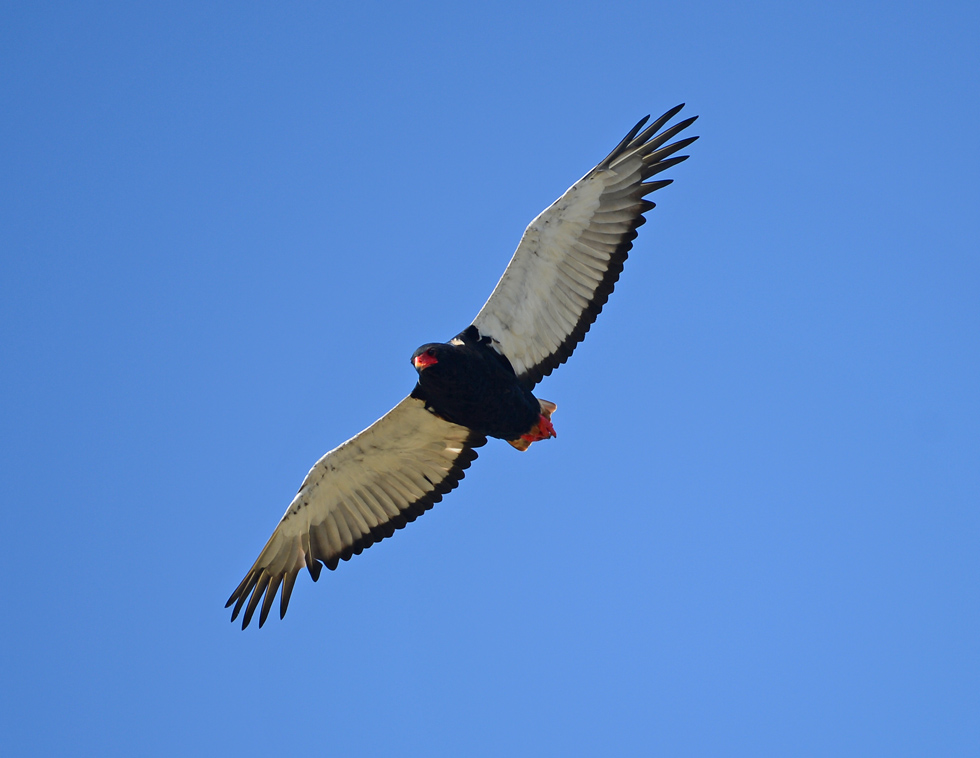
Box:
520;104;699;389
225;431;487;629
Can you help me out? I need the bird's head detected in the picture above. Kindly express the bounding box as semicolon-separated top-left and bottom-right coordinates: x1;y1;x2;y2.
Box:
411;344;442;372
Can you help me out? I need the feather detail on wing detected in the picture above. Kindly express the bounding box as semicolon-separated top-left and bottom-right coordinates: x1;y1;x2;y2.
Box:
226;396;486;628
471;104;698;387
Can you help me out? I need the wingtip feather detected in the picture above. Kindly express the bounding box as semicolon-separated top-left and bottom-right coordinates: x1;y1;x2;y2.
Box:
280;571;298;619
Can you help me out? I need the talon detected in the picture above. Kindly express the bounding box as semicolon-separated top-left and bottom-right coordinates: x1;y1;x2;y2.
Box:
536;413;556;439
507;401;558;451
520;413;557;443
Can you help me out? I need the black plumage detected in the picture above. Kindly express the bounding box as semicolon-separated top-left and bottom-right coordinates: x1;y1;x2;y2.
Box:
410;327;541;441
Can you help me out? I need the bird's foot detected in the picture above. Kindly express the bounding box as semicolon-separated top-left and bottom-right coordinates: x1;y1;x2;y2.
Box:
507;403;558;452
522;414;557;443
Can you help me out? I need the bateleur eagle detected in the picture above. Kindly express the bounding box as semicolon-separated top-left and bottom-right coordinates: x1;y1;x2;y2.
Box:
227;105;698;627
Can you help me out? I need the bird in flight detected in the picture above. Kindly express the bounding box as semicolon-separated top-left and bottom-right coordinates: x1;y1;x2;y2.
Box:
227;105;698;628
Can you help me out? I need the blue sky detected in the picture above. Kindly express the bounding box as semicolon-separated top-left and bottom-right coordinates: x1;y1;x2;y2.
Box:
2;2;978;756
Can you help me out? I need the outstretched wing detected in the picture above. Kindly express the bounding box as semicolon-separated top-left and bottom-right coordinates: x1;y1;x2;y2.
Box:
471;105;698;388
227;396;486;628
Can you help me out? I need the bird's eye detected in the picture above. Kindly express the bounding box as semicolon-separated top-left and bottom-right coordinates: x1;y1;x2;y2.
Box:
426;349;435;356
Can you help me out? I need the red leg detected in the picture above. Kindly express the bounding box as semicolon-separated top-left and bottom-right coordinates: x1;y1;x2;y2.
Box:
520;413;557;443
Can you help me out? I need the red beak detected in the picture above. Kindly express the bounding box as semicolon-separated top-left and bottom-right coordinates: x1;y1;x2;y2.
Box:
414;352;438;369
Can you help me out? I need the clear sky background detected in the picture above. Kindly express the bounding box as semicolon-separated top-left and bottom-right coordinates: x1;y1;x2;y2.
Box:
2;2;977;756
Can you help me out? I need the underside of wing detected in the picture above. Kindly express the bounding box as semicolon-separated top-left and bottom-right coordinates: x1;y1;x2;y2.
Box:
226;396;486;628
471;105;698;388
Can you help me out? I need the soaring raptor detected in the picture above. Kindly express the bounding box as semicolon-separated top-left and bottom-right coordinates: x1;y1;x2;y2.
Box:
228;105;698;628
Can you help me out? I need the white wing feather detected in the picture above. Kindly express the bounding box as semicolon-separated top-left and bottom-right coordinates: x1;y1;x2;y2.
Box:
471;105;698;387
227;396;485;628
